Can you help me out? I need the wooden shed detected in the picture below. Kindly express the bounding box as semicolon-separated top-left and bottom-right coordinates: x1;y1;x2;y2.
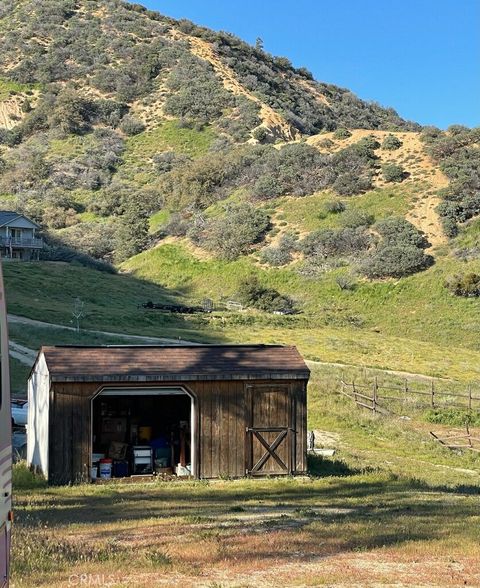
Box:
27;345;310;484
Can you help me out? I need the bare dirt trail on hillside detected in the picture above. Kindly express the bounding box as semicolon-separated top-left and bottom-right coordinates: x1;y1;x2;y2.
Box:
8;313;453;383
9;341;37;365
171;30;300;142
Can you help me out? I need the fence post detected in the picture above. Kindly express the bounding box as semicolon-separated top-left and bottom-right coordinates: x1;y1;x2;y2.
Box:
352;379;356;404
468;384;472;411
431;381;435;408
404;379;408;394
373;377;378;414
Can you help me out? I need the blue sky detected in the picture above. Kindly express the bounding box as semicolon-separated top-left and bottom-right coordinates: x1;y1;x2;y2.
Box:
137;1;479;129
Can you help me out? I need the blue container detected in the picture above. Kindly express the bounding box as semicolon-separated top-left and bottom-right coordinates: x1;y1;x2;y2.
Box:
113;460;129;478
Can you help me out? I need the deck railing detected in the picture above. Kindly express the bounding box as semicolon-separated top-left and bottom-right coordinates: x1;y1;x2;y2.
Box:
0;236;43;248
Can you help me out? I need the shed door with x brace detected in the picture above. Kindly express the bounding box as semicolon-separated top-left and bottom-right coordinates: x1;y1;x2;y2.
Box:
245;384;294;476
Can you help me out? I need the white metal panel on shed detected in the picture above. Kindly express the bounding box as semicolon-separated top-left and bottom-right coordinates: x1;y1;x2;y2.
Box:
27;353;50;478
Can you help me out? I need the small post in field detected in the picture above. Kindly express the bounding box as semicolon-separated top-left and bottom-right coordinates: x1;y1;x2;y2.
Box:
431;381;435;408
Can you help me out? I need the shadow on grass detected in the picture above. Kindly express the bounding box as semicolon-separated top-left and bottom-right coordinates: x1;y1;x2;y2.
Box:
11;468;480;578
307;453;365;477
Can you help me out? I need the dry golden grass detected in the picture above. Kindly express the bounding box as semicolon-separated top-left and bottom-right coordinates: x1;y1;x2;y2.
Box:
11;471;480;587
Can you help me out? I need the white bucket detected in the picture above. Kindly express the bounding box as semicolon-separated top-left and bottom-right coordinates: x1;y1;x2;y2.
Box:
90;466;98;481
99;460;112;479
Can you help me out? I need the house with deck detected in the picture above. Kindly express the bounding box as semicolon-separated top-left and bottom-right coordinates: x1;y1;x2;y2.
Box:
0;211;43;260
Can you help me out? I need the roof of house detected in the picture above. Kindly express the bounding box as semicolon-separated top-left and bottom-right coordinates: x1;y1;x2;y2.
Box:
0;211;39;228
36;344;310;382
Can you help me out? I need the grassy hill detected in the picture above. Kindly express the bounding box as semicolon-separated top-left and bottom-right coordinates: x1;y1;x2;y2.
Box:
0;0;479;391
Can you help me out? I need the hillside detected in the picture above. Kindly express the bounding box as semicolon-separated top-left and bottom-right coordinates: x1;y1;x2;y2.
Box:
0;0;480;395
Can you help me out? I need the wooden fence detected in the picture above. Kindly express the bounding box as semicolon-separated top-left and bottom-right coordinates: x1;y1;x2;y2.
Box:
430;426;480;453
340;377;480;415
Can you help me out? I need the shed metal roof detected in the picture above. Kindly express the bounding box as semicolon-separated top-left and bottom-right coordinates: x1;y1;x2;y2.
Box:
38;344;310;382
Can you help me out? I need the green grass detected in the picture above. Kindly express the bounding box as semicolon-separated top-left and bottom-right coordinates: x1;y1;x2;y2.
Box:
3;261;210;341
124;120;215;163
76;211;104;222
149;209;170;233
120;120;216;187
119;240;480;380
278;184;417;232
453;217;480;249
6;243;480;382
9;357;31;396
47;135;91;160
8;323;143;352
0;77;39;100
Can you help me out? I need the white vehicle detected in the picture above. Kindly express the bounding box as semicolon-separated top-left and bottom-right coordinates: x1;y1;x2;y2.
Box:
11;400;27;428
0;262;11;588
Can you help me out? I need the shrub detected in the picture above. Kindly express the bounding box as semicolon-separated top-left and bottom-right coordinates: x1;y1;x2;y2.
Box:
153;151;190;174
114;202;150;262
119;115;146;136
382;162;406;183
357;135;381;150
300;227;371;258
381;134;403;150
59;221;117;260
40;240;115;273
375;217;429;249
361;245;433;278
252;175;279;199
340;209;375;229
333;128;352;140
324;200;345;214
164;213;190;237
445;273;480;297
201;202;270;260
48;89;93;135
336;274;356;291
442;217;458;238
252;127;269;143
237;276;294;313
260;233;297;266
332;173;372;195
260;246;292;267
164;56;231;124
317;138;334;149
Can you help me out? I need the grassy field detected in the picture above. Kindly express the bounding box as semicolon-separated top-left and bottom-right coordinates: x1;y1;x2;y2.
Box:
10;365;480;587
7;241;480;392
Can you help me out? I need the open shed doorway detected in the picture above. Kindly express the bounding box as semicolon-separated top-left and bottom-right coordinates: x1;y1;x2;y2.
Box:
91;387;196;480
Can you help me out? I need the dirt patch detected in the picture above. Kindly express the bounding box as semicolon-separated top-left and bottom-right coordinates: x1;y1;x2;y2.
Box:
307;129;448;249
0;96;24;129
312;430;341;448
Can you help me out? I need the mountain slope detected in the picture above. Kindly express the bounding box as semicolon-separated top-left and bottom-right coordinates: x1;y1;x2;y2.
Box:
1;0;480;390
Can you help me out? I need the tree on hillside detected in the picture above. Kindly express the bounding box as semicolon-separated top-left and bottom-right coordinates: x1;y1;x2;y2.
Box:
114;201;150;262
199;202;270;260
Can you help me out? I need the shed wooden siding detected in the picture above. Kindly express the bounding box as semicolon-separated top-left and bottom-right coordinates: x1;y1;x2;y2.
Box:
46;379;307;484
